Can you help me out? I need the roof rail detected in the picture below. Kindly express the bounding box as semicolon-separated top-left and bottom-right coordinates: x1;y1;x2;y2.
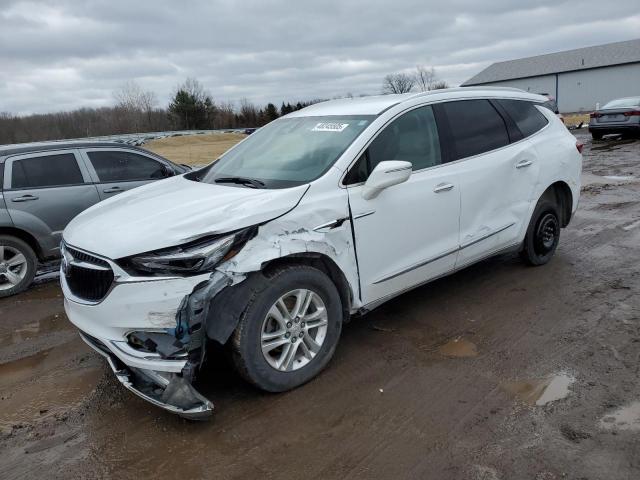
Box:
408;85;527;99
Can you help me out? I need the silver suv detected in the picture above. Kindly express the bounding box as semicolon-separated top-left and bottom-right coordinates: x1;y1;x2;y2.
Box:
0;141;188;297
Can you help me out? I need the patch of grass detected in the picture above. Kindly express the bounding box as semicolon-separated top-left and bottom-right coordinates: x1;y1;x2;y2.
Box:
144;132;246;166
563;113;590;127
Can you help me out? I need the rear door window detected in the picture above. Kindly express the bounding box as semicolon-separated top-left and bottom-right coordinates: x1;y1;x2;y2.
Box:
439;99;509;161
87;151;166;182
10;153;84;189
344;105;442;184
498;99;549;138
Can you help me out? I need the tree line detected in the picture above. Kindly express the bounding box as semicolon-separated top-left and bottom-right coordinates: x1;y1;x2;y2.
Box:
382;65;449;94
0;67;450;145
0;78;318;145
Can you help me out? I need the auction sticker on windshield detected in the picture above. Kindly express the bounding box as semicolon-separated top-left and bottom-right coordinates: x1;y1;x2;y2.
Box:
312;122;349;132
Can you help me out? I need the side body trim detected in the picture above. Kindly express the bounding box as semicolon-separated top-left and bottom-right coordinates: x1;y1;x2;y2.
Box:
372;222;516;285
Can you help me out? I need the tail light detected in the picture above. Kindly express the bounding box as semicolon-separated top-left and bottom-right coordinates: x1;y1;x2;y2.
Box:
623;110;640;117
589;112;601;118
576;141;584;154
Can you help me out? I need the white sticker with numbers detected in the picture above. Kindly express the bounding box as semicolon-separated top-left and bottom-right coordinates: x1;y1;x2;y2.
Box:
312;122;349;132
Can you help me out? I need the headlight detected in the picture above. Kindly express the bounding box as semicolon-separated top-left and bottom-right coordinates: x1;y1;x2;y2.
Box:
127;227;257;275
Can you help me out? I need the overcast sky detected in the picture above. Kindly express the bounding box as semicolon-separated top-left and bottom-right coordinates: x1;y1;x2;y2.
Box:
1;0;639;115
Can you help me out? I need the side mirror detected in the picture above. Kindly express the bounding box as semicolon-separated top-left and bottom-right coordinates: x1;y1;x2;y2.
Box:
362;161;412;200
161;164;175;177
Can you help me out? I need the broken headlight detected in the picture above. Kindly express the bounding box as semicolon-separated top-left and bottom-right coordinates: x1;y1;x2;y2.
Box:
126;226;257;275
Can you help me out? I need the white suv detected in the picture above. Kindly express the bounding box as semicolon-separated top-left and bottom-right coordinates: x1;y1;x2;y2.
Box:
61;88;582;418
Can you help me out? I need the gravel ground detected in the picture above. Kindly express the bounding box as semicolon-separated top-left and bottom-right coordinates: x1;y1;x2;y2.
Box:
1;130;639;479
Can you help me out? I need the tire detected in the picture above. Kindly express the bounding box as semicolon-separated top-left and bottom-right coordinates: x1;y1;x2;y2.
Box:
0;235;37;298
520;200;561;266
230;265;343;392
591;132;603;140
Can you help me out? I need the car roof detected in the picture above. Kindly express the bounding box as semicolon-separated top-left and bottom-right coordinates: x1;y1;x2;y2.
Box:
287;87;547;117
0;140;162;159
603;96;640;104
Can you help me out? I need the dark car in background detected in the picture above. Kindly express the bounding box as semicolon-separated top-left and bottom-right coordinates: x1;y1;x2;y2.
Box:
0;141;189;297
589;96;640;140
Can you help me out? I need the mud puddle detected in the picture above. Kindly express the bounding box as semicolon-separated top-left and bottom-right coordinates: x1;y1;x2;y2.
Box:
0;337;101;427
438;337;478;357
503;373;575;406
0;314;69;348
599;401;640;431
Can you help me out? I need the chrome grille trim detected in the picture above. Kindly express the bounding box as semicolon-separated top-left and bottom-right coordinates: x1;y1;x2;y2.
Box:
62;242;115;303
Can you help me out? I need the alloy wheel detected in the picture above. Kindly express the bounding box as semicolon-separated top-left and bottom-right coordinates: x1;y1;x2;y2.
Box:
0;245;28;291
261;289;329;372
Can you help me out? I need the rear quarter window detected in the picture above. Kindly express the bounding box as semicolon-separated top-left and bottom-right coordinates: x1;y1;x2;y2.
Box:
498;99;549;138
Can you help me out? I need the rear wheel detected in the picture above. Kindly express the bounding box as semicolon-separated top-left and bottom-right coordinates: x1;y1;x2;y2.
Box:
591;132;603;140
230;265;343;392
520;201;561;266
0;235;37;298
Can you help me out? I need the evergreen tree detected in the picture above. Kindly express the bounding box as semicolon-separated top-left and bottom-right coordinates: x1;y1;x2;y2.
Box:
265;103;279;122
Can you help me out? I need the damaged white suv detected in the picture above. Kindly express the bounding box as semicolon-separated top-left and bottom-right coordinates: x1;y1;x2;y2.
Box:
62;88;582;418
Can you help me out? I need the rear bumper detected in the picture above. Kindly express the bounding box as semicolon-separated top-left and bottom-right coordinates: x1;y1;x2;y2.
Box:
80;330;213;419
589;124;640;133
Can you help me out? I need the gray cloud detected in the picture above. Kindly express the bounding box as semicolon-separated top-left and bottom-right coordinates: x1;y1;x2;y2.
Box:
1;0;639;114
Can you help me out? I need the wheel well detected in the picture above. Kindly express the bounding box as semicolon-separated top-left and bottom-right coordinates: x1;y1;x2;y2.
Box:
0;226;43;259
262;254;353;321
540;181;573;227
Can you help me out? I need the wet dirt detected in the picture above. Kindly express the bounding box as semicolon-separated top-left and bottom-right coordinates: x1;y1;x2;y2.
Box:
438;337;478;357
599;401;640;432
503;373;575;406
1;131;640;479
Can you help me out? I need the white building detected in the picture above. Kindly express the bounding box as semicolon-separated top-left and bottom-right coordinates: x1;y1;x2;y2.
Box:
462;38;640;113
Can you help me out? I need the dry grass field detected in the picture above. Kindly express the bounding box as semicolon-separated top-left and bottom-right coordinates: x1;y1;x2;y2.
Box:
144;132;246;166
563;113;590;127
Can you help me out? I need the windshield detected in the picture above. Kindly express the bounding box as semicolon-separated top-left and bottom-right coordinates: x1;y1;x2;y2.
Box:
602;97;640;109
198;115;374;188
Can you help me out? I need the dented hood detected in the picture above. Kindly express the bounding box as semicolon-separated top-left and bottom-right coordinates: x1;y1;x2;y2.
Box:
64;175;308;259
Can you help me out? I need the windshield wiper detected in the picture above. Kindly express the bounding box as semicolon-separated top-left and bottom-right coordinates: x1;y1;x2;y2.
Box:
214;176;266;188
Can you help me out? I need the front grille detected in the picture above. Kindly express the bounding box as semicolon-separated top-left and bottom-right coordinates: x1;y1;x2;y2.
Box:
64;245;114;302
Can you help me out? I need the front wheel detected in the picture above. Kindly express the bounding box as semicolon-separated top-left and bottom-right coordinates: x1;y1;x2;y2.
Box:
230;265;343;392
591;132;603;140
0;235;37;298
520;201;561;266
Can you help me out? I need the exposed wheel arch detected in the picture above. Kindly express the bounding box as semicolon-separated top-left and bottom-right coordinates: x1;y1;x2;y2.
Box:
0;226;43;260
205;253;354;346
539;181;573;227
261;253;353;321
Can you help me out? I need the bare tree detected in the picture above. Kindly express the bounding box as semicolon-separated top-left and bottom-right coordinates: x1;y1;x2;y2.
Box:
382;73;415;94
181;77;209;104
239;98;259;127
415;65;437;92
431;80;449;90
113;81;158;131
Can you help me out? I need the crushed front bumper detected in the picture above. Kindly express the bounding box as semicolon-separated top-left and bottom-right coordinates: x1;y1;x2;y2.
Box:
80;330;213;419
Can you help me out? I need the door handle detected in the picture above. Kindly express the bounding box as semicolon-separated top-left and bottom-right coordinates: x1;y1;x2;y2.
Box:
103;187;124;194
11;195;39;202
516;159;533;169
433;183;454;193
